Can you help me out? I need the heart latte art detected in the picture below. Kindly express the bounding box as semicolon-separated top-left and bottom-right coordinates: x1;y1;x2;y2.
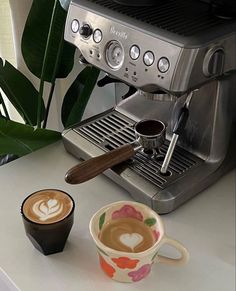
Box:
99;218;155;252
22;190;73;224
119;233;144;250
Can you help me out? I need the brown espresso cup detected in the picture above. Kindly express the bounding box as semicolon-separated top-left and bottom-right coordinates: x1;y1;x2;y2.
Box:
21;189;75;255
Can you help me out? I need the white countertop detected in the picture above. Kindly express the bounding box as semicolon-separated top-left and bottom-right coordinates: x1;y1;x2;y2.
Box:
0;142;235;291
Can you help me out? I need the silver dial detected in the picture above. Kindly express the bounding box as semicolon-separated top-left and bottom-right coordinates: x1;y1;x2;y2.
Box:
71;19;80;33
105;40;124;70
130;45;140;60
93;29;102;43
143;51;155;66
158;57;170;73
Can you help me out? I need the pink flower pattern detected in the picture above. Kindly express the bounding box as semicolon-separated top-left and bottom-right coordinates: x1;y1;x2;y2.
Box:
128;264;151;282
112;205;143;221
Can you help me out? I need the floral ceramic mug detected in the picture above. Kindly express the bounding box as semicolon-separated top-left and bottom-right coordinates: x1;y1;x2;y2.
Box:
89;201;189;283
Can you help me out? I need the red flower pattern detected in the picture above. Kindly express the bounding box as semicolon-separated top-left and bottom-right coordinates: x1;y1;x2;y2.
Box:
112;257;139;269
99;255;115;278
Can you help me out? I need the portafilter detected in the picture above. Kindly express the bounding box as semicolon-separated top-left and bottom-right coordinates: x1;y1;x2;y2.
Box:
65;119;166;184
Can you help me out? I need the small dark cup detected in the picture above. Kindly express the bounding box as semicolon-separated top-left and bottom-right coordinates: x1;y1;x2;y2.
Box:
21;189;75;255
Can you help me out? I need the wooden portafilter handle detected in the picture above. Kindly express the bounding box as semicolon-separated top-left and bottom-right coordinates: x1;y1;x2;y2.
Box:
65;144;135;184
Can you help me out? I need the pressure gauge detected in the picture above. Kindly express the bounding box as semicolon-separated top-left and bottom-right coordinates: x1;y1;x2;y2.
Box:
105;40;124;70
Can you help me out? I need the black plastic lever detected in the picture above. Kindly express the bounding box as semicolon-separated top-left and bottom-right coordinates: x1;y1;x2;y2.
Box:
97;75;123;87
173;105;189;135
97;75;137;99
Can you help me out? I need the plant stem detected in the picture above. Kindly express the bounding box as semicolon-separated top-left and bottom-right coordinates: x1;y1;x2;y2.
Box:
0;91;10;120
42;23;65;129
42;82;55;128
37;0;58;128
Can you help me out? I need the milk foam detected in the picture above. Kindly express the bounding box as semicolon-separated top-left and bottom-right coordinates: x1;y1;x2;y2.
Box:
22;190;73;224
119;233;144;251
32;199;63;222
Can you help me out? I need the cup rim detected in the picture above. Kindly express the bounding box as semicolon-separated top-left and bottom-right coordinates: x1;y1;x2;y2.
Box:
89;200;165;257
21;188;75;225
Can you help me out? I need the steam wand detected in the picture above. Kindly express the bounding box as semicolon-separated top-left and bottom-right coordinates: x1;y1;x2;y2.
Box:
160;90;196;174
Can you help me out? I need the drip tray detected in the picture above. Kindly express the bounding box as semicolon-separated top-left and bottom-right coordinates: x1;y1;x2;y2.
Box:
63;110;204;213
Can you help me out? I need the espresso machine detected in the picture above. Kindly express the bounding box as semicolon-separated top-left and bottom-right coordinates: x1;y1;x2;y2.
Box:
62;0;236;213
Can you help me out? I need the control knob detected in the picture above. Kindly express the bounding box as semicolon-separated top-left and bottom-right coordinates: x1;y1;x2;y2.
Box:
79;24;93;38
203;48;225;77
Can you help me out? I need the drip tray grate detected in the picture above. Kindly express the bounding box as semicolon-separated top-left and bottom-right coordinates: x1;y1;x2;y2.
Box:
74;111;202;189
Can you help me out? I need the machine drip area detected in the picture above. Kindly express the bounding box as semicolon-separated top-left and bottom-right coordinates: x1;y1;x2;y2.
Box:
63;0;236;213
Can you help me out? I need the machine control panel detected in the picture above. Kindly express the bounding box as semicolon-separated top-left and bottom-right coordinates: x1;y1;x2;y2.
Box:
65;0;235;93
66;9;180;92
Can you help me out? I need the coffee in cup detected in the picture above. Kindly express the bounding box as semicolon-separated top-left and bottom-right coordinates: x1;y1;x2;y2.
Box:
21;189;75;255
90;201;189;283
99;217;156;252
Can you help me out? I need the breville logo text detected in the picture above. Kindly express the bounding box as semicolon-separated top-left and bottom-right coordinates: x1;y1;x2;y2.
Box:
110;26;128;39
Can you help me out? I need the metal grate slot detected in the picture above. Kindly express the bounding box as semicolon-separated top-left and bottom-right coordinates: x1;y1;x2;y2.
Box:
98;119;120;132
134;165;166;187
75;111;202;188
108;113;132;127
95;120;114;134
79;127;103;143
105;137;123;147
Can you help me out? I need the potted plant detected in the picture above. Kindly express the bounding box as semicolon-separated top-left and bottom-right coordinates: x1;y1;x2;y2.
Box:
0;0;100;164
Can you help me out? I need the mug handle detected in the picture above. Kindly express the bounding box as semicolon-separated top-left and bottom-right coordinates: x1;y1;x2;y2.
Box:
155;235;189;266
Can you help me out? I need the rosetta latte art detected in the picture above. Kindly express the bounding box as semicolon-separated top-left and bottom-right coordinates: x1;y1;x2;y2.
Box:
32;199;63;222
22;190;73;224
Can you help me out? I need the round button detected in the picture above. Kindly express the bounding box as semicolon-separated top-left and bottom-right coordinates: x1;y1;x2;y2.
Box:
158;57;170;73
143;51;155;66
79;24;93;38
130;45;140;60
71;19;80;33
93;29;103;43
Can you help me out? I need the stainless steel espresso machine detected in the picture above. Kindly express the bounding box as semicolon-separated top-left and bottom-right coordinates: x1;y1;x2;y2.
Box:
63;0;236;213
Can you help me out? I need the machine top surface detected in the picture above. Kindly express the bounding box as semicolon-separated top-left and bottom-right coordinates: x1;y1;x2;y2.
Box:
75;0;236;46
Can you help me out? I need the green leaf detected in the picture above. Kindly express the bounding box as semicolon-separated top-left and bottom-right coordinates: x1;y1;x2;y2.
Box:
97;246;108;257
0;58;44;125
151;251;159;262
144;218;157;227
61;67;100;128
99;212;106;230
21;0;75;82
0;118;61;156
